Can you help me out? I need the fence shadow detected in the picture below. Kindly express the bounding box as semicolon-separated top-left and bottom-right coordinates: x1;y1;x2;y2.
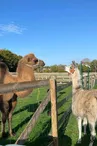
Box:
75;124;97;146
58;111;72;146
57;91;66;99
13;102;41;115
0;137;15;145
13;114;33;134
75;135;97;146
25;119;52;146
0;114;33;144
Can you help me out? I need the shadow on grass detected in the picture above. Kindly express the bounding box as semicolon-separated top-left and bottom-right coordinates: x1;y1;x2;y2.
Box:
13;102;41;115
58;111;65;116
13;114;33;134
75;124;97;146
58;112;95;146
0;138;16;145
75;135;97;146
57;91;66;99
25;120;52;146
45;90;67;117
0;114;33;145
58;111;72;146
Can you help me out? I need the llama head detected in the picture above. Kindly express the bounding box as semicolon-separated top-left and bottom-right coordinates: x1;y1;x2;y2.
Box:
18;53;45;69
65;61;78;75
65;61;82;90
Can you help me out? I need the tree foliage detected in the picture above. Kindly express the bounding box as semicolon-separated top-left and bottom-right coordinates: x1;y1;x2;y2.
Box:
1;49;97;73
43;65;65;72
0;49;22;72
90;60;97;72
80;58;97;72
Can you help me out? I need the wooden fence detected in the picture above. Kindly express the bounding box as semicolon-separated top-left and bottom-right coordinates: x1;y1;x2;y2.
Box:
12;72;97;85
0;72;96;146
35;73;70;84
0;78;72;146
35;72;97;85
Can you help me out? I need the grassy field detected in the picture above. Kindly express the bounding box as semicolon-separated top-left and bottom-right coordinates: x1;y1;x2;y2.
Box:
61;84;97;146
0;84;72;146
1;83;97;146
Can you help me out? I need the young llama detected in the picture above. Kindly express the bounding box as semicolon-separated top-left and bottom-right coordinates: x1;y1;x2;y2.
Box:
0;53;45;137
65;61;97;144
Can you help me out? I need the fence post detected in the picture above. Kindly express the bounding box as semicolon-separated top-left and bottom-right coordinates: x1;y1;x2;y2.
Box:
50;78;58;146
80;61;84;88
87;67;90;89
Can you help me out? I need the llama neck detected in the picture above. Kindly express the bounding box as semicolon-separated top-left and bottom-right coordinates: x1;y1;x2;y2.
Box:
71;69;82;94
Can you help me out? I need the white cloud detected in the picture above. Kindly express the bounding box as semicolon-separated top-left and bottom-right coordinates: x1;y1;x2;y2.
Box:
0;23;26;35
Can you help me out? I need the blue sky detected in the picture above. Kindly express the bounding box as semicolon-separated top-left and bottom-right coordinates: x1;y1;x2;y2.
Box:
0;0;97;66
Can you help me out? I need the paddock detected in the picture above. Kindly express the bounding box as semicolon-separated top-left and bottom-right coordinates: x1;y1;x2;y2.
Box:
0;72;97;146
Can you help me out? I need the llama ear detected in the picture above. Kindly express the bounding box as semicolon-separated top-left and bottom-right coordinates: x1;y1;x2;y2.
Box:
72;61;76;66
72;61;77;68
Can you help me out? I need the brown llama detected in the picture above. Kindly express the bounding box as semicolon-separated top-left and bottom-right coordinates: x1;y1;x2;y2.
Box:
0;53;45;137
65;61;97;145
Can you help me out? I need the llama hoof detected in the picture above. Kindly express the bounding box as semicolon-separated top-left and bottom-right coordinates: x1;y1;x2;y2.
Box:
89;136;96;146
77;139;81;144
89;141;94;146
83;132;87;135
90;136;96;141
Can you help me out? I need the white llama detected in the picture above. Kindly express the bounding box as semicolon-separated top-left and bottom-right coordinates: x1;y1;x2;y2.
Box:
65;61;97;145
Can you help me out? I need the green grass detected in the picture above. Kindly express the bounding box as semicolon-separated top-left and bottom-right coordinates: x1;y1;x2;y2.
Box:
0;84;73;146
2;84;96;146
59;83;97;146
0;87;50;145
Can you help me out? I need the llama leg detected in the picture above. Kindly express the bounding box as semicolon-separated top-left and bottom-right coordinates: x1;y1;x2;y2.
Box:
77;117;82;143
83;117;87;135
88;122;96;146
89;122;96;140
1;113;7;137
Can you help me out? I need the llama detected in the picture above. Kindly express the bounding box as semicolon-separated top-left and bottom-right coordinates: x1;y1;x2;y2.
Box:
65;61;97;144
0;53;45;137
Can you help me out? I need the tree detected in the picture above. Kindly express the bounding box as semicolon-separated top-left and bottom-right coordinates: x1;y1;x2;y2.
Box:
91;60;97;72
50;65;58;72
81;58;91;72
82;58;91;63
0;49;22;72
57;65;65;72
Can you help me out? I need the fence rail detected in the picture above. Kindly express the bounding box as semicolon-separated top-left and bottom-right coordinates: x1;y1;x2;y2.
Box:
15;91;51;145
11;72;97;85
0;72;96;146
35;72;97;85
0;80;49;94
0;78;72;146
